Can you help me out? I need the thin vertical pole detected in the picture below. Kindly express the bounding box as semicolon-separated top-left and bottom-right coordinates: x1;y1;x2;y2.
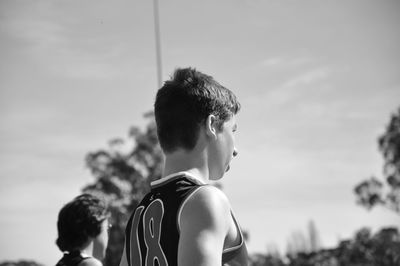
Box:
153;0;163;88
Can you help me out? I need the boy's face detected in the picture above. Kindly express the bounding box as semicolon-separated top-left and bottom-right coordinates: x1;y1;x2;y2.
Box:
209;115;238;180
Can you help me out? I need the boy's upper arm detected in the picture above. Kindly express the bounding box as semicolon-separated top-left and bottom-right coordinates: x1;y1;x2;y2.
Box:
178;186;231;266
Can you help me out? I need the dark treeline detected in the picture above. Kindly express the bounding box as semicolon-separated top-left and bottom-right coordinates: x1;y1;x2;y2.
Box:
250;227;400;266
2;226;398;266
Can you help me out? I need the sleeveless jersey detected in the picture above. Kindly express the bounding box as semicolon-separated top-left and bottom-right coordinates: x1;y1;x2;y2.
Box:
55;251;90;266
123;172;248;266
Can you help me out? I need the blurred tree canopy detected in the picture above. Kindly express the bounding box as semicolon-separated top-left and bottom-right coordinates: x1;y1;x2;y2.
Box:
83;112;162;266
286;220;321;257
0;261;44;266
354;107;400;214
249;227;400;266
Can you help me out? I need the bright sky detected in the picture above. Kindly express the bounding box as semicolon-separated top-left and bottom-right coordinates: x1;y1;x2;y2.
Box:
1;0;400;265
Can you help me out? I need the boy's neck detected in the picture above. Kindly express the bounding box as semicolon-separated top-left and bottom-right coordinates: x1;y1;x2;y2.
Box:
79;241;93;257
163;148;209;183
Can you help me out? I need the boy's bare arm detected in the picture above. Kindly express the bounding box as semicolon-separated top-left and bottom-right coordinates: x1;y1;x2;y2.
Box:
178;186;231;266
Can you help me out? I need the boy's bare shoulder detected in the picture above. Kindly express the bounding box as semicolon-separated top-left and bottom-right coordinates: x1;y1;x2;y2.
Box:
182;185;231;221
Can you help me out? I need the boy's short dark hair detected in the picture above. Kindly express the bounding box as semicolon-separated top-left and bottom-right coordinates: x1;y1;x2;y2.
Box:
154;67;240;153
56;193;109;252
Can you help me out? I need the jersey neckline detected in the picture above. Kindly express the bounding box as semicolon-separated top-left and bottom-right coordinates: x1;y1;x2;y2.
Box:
151;171;206;187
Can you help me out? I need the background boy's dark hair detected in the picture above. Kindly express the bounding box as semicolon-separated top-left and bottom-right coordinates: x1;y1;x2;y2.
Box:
154;67;241;153
56;193;109;252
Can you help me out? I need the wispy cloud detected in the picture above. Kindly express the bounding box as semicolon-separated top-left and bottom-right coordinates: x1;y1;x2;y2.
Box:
260;56;313;68
260;57;284;67
53;60;124;80
1;9;127;81
282;68;331;88
245;67;332;106
1;12;66;52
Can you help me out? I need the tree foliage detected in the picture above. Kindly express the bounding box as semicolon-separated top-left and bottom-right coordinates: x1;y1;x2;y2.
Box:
0;261;44;266
286;220;321;257
250;227;400;266
83;113;163;266
249;253;286;266
354;107;400;214
333;227;400;266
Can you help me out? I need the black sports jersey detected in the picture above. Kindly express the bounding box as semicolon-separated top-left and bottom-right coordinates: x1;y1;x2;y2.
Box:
55;251;90;266
123;172;248;266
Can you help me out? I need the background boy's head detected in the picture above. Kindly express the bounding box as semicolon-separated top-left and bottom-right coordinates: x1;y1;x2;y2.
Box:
56;193;110;258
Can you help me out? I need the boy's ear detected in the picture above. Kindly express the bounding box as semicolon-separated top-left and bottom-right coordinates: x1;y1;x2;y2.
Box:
205;114;218;139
